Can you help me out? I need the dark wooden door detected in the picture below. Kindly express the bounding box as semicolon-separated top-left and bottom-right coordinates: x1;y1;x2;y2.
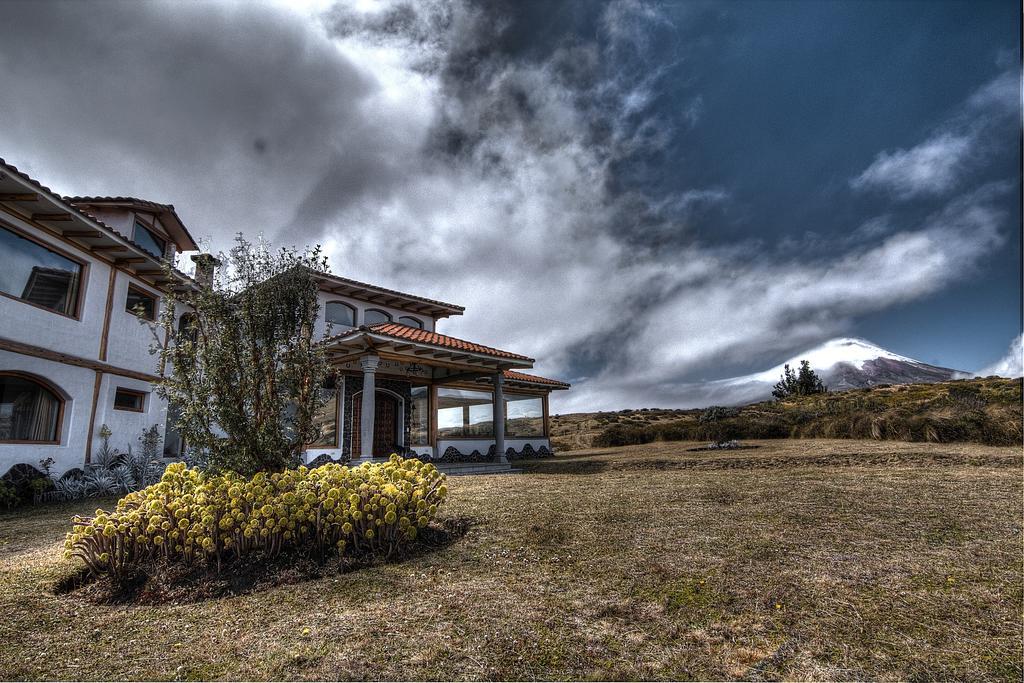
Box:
352;392;399;458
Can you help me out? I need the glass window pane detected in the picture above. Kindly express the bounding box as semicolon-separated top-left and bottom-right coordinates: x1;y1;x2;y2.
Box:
311;381;338;447
0;226;81;315
398;316;423;329
505;393;544;437
134;222;166;258
325;302;355;327
126;287;156;320
436;387;493;438
0;375;60;442
410;386;429;445
113;389;145;411
363;309;391;325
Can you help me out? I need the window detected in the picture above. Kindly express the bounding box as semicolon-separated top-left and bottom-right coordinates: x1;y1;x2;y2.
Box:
133;220;166;258
398;316;423;329
436;387;493;438
126;285;157;320
325;301;356;328
113;388;146;412
310;378;338;447
0;225;82;316
505;393;545;437
363;308;392;325
410;386;429;445
0;373;62;442
177;312;197;343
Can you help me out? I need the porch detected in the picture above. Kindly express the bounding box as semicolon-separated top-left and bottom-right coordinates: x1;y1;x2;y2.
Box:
304;323;569;465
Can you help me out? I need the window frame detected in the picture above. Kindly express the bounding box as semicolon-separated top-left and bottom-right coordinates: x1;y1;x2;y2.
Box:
133;219;167;259
308;378;340;448
0;371;65;444
363;308;393;325
113;387;147;413
435;386;494;440
397;315;424;329
0;222;88;320
324;300;357;328
503;391;546;438
125;283;158;321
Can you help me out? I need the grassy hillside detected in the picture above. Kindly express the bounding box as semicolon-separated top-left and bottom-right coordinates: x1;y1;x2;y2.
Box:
551;377;1022;450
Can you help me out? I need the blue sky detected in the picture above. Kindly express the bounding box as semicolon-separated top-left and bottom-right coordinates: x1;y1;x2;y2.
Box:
0;0;1018;410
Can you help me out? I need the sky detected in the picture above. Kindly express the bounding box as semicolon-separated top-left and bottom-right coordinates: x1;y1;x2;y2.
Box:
0;0;1019;412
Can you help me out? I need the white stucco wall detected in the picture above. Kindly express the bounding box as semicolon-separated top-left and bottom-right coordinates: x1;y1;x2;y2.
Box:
91;373;168;460
436;438;551;457
104;274;166;374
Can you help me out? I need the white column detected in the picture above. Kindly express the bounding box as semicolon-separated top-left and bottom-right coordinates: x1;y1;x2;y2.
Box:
359;355;379;459
493;372;506;463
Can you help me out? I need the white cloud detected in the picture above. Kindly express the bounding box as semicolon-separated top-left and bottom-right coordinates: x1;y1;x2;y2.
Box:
977;334;1023;378
851;70;1017;200
851;133;972;199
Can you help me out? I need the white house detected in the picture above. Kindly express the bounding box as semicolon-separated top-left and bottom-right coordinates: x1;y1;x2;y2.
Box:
0;158;568;479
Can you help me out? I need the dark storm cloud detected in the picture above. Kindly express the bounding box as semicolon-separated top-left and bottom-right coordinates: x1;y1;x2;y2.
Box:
0;0;382;243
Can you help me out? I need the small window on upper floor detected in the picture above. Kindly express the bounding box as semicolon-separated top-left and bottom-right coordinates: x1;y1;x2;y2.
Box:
325;301;356;328
126;284;157;321
363;308;392;325
397;316;423;329
113;388;146;412
133;220;167;258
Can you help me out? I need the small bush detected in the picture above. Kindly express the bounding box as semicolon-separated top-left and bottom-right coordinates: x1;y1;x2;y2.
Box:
65;455;447;578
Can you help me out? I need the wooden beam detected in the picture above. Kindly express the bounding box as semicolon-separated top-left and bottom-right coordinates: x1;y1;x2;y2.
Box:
0;193;39;201
0;336;160;383
91;245;129;252
84;371;103;464
115;257;147;265
432;370;493;386
62;229;103;238
31;212;72;221
392;343;415;352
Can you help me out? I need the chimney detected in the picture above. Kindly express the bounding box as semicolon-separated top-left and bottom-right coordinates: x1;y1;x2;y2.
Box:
190;253;221;288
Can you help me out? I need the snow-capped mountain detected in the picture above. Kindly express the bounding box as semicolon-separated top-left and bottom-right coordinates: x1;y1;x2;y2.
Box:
700;338;964;405
747;338;963;391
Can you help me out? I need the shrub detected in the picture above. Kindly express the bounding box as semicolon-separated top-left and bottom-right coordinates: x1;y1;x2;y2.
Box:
65;455;446;578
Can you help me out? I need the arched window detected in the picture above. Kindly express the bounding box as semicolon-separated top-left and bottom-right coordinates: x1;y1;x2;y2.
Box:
325;301;356;327
363;308;392;325
177;312;198;343
397;316;423;329
0;373;63;443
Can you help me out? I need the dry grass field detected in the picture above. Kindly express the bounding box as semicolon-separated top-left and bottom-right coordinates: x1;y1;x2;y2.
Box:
1;439;1021;680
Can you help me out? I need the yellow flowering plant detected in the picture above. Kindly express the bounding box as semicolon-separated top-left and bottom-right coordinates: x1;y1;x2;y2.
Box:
65;455;448;577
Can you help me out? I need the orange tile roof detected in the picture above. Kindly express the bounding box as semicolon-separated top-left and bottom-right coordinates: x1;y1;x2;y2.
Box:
502;369;571;388
370;322;533;361
324;322;534;362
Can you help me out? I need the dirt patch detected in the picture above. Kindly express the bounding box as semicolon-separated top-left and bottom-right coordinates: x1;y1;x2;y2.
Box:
53;516;474;605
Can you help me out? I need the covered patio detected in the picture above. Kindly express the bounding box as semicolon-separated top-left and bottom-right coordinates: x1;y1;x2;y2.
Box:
309;322;569;464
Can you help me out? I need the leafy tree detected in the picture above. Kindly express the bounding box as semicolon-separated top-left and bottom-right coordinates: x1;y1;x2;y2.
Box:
152;235;330;475
772;360;827;399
